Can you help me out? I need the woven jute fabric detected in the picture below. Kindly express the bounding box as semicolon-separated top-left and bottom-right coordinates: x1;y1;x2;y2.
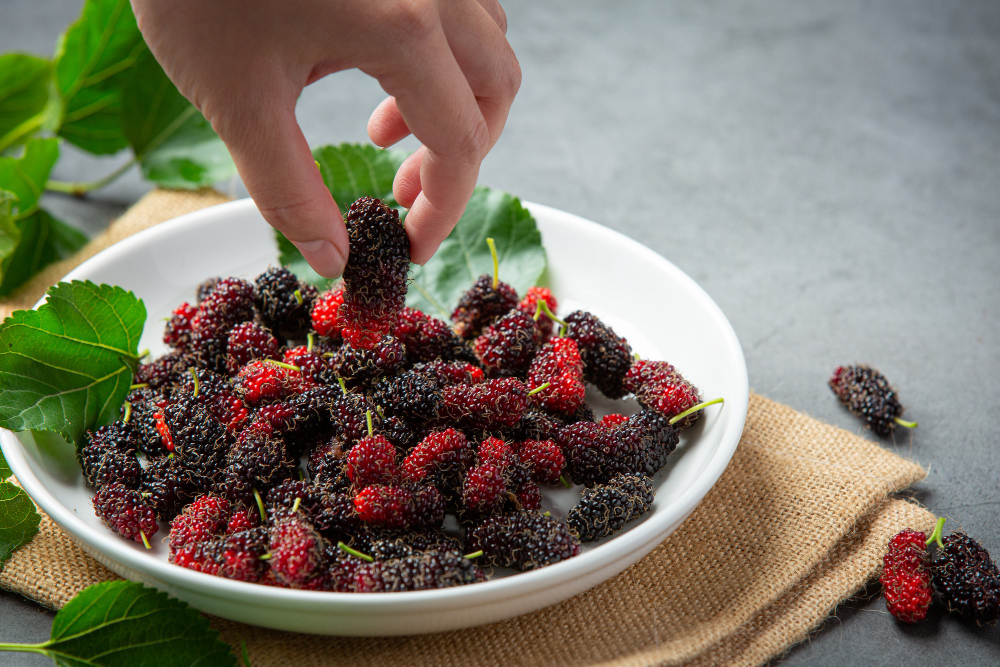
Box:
0;189;936;666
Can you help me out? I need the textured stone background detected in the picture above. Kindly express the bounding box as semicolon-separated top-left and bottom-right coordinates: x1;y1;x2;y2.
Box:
2;1;998;664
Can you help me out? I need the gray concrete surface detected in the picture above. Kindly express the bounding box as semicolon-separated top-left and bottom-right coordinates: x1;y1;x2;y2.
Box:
2;0;999;664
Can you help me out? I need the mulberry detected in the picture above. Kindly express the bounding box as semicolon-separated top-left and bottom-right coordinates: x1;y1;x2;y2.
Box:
567;474;654;541
564;310;632;399
253;266;317;339
624;360;702;428
467;511;580;571
473;309;539;378
339;197;410;350
931;531;1000;624
829;364;916;437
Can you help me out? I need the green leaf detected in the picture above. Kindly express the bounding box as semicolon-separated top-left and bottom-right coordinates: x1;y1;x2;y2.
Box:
407;187;547;318
54;0;145;154
0;54;55;154
0;581;238;666
0;482;40;568
0;209;89;297
0;281;145;448
0;190;19;274
312;143;409;214
0;139;84;296
0;137;60;220
0;446;10;481
122;51;235;188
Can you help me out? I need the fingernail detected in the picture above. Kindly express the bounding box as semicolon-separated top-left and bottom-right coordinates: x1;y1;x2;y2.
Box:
293;239;346;278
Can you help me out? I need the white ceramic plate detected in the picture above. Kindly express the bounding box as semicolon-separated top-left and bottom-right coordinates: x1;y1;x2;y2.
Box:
0;199;748;636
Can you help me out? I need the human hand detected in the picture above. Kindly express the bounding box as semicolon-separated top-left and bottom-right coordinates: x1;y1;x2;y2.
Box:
131;0;520;277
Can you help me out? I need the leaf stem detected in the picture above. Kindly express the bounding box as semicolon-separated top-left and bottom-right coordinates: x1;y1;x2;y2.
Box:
0;642;49;655
45;157;137;197
669;397;724;425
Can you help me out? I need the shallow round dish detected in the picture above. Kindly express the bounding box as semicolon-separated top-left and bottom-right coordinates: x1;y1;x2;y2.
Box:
1;198;748;635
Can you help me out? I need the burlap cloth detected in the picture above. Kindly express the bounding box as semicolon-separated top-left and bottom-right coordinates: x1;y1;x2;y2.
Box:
0;189;936;666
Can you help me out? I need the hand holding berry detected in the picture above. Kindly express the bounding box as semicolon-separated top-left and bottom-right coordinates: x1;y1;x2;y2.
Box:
132;0;521;277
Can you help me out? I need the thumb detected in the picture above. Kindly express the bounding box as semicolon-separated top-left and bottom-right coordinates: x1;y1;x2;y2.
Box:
216;97;348;278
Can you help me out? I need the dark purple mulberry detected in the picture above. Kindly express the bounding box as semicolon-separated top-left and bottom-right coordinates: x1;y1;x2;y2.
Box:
339;197;410;350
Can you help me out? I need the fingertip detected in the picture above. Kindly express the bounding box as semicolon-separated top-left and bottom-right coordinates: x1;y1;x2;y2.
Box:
292;238;348;279
368;97;411;148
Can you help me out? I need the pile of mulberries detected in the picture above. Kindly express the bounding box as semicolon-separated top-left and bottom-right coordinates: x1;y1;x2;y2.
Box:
81;200;723;593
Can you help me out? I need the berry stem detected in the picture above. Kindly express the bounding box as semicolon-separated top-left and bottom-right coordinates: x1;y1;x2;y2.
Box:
307;333;315;352
534;299;567;328
464;550;483;559
926;517;946;549
559;474;571;489
129;383;149;390
253;488;266;522
291;497;302;513
293;289;304;305
138;349;150;359
365;410;373;437
258;553;272;560
527;382;551;396
190;368;200;398
264;359;301;372
338;377;347;392
122;402;132;424
894;417;918;429
337;541;374;563
668;397;725;425
140;532;151;550
487;237;500;290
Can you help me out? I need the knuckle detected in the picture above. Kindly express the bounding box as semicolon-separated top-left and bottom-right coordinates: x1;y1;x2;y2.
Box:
388;0;438;42
457;118;491;161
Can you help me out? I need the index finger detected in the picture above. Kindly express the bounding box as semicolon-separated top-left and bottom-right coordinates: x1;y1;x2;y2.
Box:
369;16;489;264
